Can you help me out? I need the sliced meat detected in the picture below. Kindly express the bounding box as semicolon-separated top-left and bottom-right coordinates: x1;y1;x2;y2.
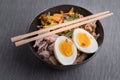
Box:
48;43;54;52
38;41;47;51
44;34;58;43
49;56;58;65
91;32;97;39
84;24;93;33
74;53;88;64
33;38;43;47
48;43;55;55
41;43;48;51
77;50;81;57
33;30;50;48
38;50;50;59
90;22;96;32
84;21;97;33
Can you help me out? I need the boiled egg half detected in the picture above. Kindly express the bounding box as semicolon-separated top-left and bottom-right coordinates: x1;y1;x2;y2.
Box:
73;28;98;53
54;36;77;65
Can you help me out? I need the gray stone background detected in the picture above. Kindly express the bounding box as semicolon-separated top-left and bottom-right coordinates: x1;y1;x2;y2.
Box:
0;0;120;80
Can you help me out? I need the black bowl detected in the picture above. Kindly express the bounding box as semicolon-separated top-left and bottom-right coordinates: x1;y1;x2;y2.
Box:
28;5;104;70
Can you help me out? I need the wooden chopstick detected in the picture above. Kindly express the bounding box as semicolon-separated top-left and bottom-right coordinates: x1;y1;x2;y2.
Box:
14;12;113;46
11;11;110;42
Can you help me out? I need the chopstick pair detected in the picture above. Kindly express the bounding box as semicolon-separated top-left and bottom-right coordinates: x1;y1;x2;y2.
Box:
11;11;113;46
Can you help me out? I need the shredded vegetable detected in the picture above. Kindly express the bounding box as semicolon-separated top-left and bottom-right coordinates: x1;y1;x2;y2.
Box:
39;8;83;36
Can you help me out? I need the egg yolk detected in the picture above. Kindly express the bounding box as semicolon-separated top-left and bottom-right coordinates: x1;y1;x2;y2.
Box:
77;32;91;47
59;39;73;57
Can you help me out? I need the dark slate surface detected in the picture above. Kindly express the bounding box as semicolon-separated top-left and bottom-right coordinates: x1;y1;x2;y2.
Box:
0;0;120;80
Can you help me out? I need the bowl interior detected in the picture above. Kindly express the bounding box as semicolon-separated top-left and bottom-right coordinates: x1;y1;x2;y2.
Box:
28;5;104;69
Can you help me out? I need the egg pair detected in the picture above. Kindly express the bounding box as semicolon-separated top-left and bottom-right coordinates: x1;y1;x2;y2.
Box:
54;28;98;65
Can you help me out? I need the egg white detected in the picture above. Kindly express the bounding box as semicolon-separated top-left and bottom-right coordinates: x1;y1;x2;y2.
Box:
73;28;98;53
54;36;77;65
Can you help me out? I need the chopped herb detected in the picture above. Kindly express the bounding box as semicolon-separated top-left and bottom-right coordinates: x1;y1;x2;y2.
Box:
66;16;78;21
65;30;73;37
